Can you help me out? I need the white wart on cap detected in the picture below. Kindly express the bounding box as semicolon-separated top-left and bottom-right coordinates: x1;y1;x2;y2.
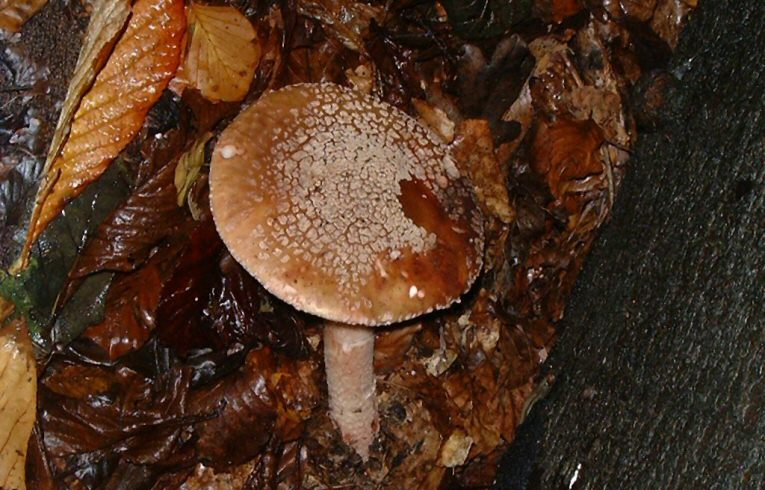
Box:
210;83;483;326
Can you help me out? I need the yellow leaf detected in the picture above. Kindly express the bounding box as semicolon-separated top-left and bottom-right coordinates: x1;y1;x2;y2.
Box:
17;0;186;270
0;298;36;490
174;132;212;207
177;2;260;102
0;0;47;33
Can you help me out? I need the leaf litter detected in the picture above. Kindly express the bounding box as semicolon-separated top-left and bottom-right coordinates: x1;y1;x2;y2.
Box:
0;0;697;488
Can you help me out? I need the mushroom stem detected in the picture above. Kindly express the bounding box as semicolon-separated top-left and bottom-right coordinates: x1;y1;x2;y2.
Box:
323;321;378;460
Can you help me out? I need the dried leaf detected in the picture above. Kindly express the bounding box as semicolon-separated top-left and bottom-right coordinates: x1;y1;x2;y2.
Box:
374;323;421;372
0;299;36;490
175;132;211;207
20;0;186;268
176;2;260;102
0;0;47;33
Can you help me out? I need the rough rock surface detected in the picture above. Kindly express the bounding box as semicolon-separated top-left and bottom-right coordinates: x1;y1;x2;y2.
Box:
497;2;765;488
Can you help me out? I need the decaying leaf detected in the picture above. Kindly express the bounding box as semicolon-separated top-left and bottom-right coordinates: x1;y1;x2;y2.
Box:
533;117;605;212
176;2;260;102
19;0;186;269
0;298;36;490
296;0;381;52
175;132;211;207
59;132;188;305
441;0;532;40
0;0;47;33
452;119;514;223
1;0;699;486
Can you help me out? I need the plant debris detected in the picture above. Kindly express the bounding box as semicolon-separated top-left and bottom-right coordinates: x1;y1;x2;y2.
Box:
0;0;697;488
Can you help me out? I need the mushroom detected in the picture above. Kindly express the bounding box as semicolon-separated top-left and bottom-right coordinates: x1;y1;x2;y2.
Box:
209;83;484;460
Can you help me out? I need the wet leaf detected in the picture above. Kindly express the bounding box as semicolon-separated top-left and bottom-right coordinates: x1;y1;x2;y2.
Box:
441;0;531;40
364;21;424;111
175;132;211;207
61;131;188;303
43;0;132;178
280;17;359;86
80;243;179;360
1;162;130;350
176;2;260;102
534;0;584;23
0;0;47;33
533;117;605;211
452;119;514;223
0;299;36;490
155;226;309;358
20;0;186;268
297;0;381;52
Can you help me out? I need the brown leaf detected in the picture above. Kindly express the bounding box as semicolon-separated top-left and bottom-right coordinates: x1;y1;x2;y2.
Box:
0;299;36;490
0;0;47;33
80;242;181;360
189;348;319;468
374;323;422;373
532;117;604;213
20;0;186;268
296;0;382;52
534;0;584;23
61;131;188;301
280;18;359;86
175;2;260;102
452;119;514;223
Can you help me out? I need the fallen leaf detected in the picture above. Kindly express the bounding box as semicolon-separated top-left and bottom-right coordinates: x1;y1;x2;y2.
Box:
452;119;514;223
60;131;188;303
81;245;176;360
533;117;605;210
365;21;424;110
374;323;422;373
297;0;381;52
534;0;584;23
43;0;132;177
441;0;531;40
0;0;47;33
176;2;260;102
175;132;211;207
413;99;456;144
0;298;36;490
20;0;186;269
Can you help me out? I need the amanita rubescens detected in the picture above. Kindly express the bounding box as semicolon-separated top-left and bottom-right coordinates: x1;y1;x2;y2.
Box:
209;83;484;460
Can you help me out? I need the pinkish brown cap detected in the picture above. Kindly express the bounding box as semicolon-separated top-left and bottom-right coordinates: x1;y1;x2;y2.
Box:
209;83;483;326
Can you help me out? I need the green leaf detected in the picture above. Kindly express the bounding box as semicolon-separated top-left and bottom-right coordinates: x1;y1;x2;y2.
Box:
174;132;211;207
1;162;131;352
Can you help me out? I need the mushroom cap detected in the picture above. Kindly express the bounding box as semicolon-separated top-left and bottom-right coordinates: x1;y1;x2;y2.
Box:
209;83;483;326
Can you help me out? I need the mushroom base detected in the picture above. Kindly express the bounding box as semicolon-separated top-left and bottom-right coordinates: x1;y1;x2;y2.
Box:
323;322;378;461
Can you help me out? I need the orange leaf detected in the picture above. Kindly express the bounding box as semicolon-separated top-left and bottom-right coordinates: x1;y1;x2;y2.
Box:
20;0;186;268
0;0;47;33
175;2;260;102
